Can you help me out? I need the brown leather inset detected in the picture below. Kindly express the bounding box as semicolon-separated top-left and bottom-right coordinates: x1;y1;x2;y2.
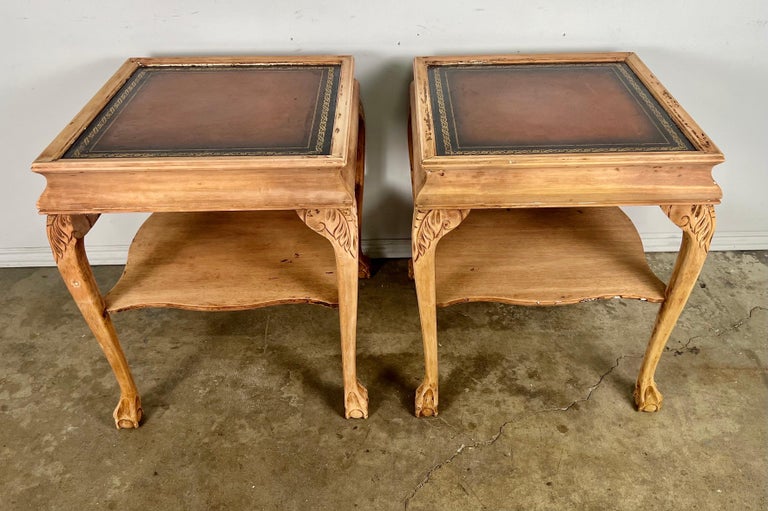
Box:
431;64;693;154
67;66;338;157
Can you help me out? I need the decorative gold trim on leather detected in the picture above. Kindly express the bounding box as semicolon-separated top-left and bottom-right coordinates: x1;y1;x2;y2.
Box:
429;62;695;155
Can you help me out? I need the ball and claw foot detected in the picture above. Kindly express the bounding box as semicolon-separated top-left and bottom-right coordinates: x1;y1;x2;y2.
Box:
415;381;438;417
345;381;369;419
113;394;143;429
634;382;663;412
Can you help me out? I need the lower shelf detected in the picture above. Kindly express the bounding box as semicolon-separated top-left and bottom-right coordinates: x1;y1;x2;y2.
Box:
105;211;338;312
435;207;667;307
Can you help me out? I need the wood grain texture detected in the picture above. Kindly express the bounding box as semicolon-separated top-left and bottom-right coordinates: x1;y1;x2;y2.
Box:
625;54;722;154
36;60;140;163
416;53;632;67
634;204;715;412
297;208;357;259
412;208;470;262
434;207;666;306
36;167;353;214
410;53;724;209
47;214;100;262
413;164;722;209
33;56;358;216
35;55;367;425
34;55;354;165
409;53;723;416
47;214;142;429
412;241;441;418
297;205;368;419
105;211;338;312
131;55;351;67
410;207;470;417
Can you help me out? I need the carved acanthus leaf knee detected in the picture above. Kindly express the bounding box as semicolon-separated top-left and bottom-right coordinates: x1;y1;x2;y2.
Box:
297;208;358;258
412;209;469;262
46;214;100;262
660;204;715;252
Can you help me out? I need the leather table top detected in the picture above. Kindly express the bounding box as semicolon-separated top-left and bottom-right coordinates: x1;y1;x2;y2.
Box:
64;64;341;158
426;62;695;155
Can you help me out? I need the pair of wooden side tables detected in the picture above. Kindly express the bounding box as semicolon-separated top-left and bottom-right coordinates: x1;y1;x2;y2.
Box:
33;54;723;428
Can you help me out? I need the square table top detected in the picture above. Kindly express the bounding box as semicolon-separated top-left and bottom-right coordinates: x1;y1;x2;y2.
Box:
426;61;694;156
64;64;342;159
33;56;361;214
410;53;724;208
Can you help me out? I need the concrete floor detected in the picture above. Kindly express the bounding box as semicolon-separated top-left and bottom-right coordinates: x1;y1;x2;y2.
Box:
1;252;766;510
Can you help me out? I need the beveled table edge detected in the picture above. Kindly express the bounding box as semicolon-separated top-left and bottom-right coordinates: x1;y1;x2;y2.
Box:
411;52;725;165
33;55;356;168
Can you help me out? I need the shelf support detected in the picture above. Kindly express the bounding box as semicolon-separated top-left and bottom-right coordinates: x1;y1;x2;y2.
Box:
297;207;368;418
47;214;142;428
634;204;715;412
411;208;470;417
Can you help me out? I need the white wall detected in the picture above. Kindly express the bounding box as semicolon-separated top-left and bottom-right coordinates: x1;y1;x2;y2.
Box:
2;1;767;266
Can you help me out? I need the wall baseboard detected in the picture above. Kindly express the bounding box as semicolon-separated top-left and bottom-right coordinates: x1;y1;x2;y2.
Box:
2;232;767;268
638;231;768;253
0;245;131;268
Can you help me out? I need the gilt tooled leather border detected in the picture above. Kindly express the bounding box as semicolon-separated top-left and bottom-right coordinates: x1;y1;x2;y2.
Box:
64;64;341;158
428;62;696;155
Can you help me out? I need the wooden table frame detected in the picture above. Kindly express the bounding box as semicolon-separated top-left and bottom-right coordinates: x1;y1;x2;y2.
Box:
33;56;370;428
408;52;724;417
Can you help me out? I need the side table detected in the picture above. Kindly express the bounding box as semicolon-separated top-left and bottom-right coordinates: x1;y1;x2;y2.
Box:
33;56;370;427
409;52;724;417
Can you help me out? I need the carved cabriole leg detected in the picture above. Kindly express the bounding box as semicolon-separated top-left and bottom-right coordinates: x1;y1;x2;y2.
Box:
297;207;368;418
47;214;142;429
634;205;715;412
412;208;470;417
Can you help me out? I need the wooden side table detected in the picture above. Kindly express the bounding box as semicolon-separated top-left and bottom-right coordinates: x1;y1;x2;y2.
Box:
33;56;370;428
409;52;724;417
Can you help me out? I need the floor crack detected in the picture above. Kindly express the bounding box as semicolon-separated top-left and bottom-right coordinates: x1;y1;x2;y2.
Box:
404;355;629;509
667;305;767;356
403;307;768;508
404;411;533;510
403;442;468;510
547;355;632;412
714;306;766;337
668;335;702;356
